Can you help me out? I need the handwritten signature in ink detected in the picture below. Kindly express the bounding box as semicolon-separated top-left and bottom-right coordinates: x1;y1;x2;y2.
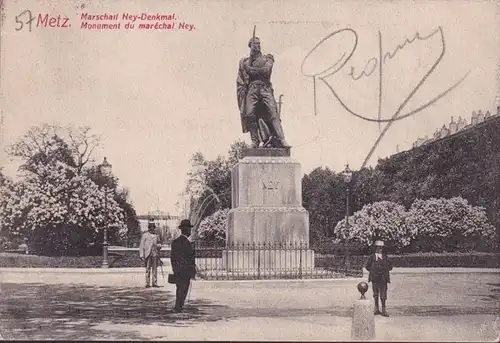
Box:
301;26;470;169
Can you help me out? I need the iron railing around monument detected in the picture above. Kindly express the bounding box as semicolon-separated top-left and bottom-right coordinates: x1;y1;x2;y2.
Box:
193;241;364;280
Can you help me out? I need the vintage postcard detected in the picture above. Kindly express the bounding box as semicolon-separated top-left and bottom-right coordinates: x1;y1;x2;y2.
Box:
0;0;499;341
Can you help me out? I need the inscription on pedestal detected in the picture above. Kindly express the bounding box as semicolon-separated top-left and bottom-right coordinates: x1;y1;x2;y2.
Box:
262;180;280;190
232;156;302;207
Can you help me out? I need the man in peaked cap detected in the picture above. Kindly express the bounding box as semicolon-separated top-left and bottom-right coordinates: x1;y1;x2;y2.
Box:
365;240;393;317
170;219;197;313
139;219;162;288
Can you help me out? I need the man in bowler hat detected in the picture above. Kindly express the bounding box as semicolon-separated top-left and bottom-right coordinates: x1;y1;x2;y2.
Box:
365;240;393;317
139;219;162;288
170;219;197;313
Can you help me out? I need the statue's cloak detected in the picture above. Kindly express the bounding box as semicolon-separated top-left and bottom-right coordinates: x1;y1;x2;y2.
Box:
236;57;251;133
237;54;276;134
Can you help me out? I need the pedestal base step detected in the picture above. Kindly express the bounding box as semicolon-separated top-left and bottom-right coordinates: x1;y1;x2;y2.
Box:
196;268;346;280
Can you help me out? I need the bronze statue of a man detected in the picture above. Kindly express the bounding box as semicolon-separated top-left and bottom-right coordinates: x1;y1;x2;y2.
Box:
236;37;290;148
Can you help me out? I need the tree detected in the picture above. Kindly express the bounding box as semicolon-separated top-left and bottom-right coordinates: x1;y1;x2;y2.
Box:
302;167;346;244
185;140;249;228
187;156;228;228
0;123;137;254
204;156;231;209
8;124;100;174
85;166;140;246
0;168;17;247
227;139;248;167
351;167;381;212
184;151;207;200
305;117;500;249
0;158;125;253
370;117;500;239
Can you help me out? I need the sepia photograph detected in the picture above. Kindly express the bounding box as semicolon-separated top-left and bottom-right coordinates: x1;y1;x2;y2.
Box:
0;0;499;340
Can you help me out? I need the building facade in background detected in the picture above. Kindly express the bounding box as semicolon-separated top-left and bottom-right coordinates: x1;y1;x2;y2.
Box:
137;210;181;244
412;107;499;149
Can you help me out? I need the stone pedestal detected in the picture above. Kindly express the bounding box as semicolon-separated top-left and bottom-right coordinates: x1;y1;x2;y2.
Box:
227;207;309;243
351;299;375;340
224;148;314;271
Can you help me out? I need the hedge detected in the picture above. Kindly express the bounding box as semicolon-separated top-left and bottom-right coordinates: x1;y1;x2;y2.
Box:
0;252;143;268
387;252;500;268
316;252;500;269
2;252;498;269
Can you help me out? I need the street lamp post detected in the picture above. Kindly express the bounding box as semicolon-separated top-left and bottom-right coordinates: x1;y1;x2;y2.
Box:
100;157;112;268
342;163;353;228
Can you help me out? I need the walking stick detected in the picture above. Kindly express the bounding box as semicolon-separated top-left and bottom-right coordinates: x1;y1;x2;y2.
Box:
186;281;193;303
158;256;165;282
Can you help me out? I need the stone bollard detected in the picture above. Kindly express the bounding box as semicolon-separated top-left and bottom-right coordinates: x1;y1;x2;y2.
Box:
351;281;375;340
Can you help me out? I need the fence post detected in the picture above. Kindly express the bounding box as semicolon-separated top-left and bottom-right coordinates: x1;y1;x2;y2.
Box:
278;242;282;279
242;242;246;278
284;242;292;277
273;242;277;278
299;242;303;279
344;245;351;275
199;241;204;279
257;242;261;280
216;241;221;280
226;242;230;280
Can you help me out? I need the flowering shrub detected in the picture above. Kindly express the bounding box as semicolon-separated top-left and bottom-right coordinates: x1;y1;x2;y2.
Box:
196;208;229;243
407;197;496;252
333;197;496;253
0;235;13;251
0;125;139;255
334;201;412;250
0;160;125;254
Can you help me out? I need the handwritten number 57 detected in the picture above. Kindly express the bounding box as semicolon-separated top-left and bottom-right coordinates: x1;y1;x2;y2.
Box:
15;10;34;32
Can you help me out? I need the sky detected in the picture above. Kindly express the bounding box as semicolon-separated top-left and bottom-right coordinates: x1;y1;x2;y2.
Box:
1;0;499;215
